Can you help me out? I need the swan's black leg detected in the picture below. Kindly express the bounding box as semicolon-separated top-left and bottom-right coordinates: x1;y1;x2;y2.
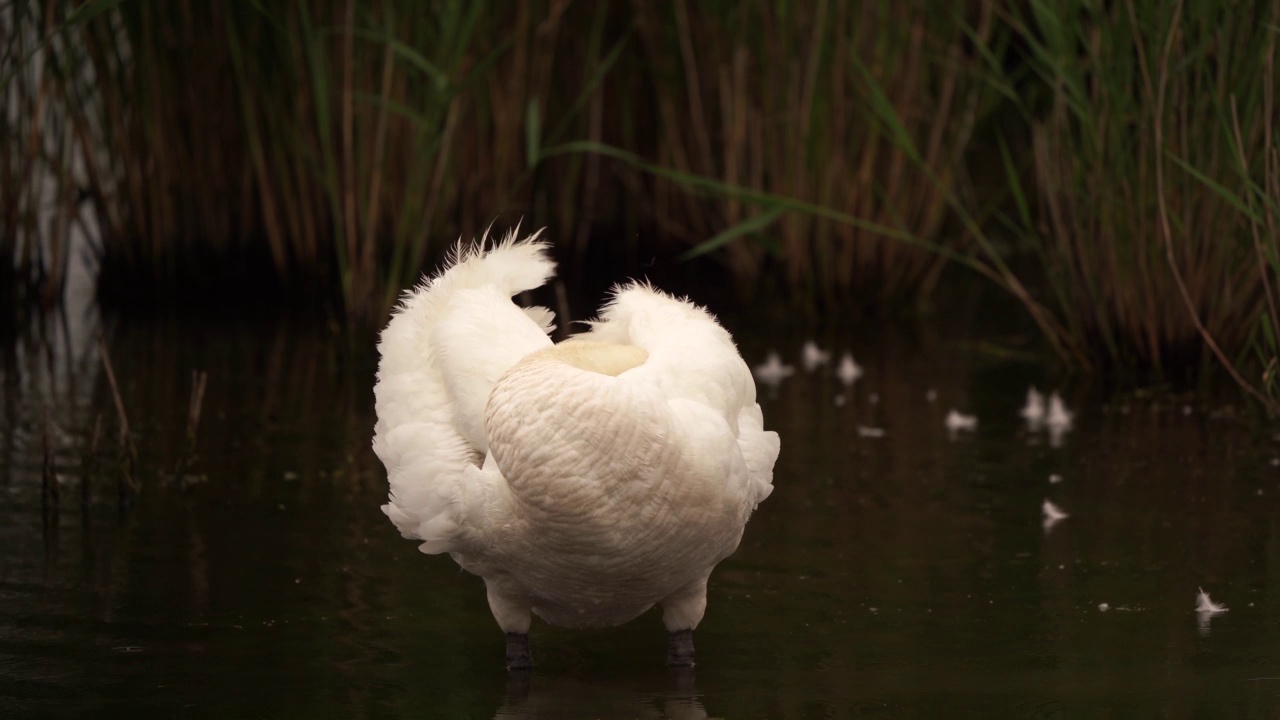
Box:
505;632;533;670
667;629;695;667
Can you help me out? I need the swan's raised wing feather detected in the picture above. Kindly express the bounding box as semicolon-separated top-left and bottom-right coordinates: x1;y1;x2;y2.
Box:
583;284;778;509
433;287;555;452
373;231;555;551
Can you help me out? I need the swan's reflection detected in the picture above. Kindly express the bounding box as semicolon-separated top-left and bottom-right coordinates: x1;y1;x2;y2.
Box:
495;668;707;720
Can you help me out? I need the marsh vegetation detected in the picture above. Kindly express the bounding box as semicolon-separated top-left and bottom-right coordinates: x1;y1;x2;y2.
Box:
3;0;1279;400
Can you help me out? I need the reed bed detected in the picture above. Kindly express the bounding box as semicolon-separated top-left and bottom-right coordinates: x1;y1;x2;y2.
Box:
4;0;1280;400
615;0;1008;306
1;0;81;319
5;0;1006;317
995;0;1280;387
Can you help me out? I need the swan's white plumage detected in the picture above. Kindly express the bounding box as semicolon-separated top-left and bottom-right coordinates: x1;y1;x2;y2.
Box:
373;230;778;634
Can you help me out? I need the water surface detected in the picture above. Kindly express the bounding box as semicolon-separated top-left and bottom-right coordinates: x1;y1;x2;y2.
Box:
2;307;1279;718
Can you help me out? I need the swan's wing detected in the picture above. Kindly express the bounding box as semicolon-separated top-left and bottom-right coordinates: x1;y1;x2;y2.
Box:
583;284;778;508
736;403;778;507
432;286;556;451
373;230;555;552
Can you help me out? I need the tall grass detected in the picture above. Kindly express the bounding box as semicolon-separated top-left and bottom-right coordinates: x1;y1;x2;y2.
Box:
6;0;1280;401
8;0;1011;318
7;1;614;322
1;0;86;323
618;0;1008;306
993;0;1280;385
62;1;577;321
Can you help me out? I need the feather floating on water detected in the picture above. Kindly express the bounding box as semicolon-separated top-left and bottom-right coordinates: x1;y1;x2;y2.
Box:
1042;499;1069;521
945;410;978;432
1020;386;1046;426
835;353;862;385
1195;588;1228;614
1042;499;1069;530
753;351;795;387
801;340;830;372
1046;393;1073;430
1046;393;1073;447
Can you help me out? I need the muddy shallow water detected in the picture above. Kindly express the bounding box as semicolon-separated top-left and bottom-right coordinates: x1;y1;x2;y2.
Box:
2;305;1279;718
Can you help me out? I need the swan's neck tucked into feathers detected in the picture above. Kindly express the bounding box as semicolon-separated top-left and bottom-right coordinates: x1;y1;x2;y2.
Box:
535;340;648;377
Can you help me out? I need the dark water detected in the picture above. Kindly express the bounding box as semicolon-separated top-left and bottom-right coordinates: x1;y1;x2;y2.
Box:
3;306;1279;718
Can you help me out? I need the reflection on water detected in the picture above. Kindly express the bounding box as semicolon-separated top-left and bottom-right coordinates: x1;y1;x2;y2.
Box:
2;306;1279;718
495;670;706;720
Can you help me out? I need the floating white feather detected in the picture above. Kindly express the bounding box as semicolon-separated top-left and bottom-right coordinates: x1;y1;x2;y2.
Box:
1042;499;1069;530
801;340;831;372
835;353;862;385
945;410;978;432
1046;392;1073;430
753;351;795;387
1195;587;1228;614
1020;386;1046;426
1042;499;1068;520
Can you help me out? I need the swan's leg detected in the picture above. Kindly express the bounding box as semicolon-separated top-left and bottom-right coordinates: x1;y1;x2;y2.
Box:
661;577;708;667
667;629;695;667
486;585;533;670
504;632;533;671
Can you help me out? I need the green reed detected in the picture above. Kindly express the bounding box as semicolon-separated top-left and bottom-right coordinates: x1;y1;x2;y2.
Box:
608;0;1010;307
1;0;85;319
8;1;1007;317
992;0;1280;389
6;0;1280;402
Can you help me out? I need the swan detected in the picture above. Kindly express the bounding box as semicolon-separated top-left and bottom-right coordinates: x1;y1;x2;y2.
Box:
372;229;779;670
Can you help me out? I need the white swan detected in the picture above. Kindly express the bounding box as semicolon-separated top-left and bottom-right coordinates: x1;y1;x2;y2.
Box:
372;229;779;669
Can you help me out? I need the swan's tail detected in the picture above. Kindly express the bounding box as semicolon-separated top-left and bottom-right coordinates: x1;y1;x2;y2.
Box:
373;228;556;552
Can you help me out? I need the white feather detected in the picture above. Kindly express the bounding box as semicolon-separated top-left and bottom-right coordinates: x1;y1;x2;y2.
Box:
1042;499;1069;521
1041;499;1069;531
373;231;779;635
753;351;794;387
945;409;978;432
801;340;830;372
835;353;862;385
1046;392;1073;431
1020;386;1046;425
1195;587;1228;614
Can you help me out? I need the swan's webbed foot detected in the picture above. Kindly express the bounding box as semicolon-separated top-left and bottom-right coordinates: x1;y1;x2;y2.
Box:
667;629;695;667
505;632;533;671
